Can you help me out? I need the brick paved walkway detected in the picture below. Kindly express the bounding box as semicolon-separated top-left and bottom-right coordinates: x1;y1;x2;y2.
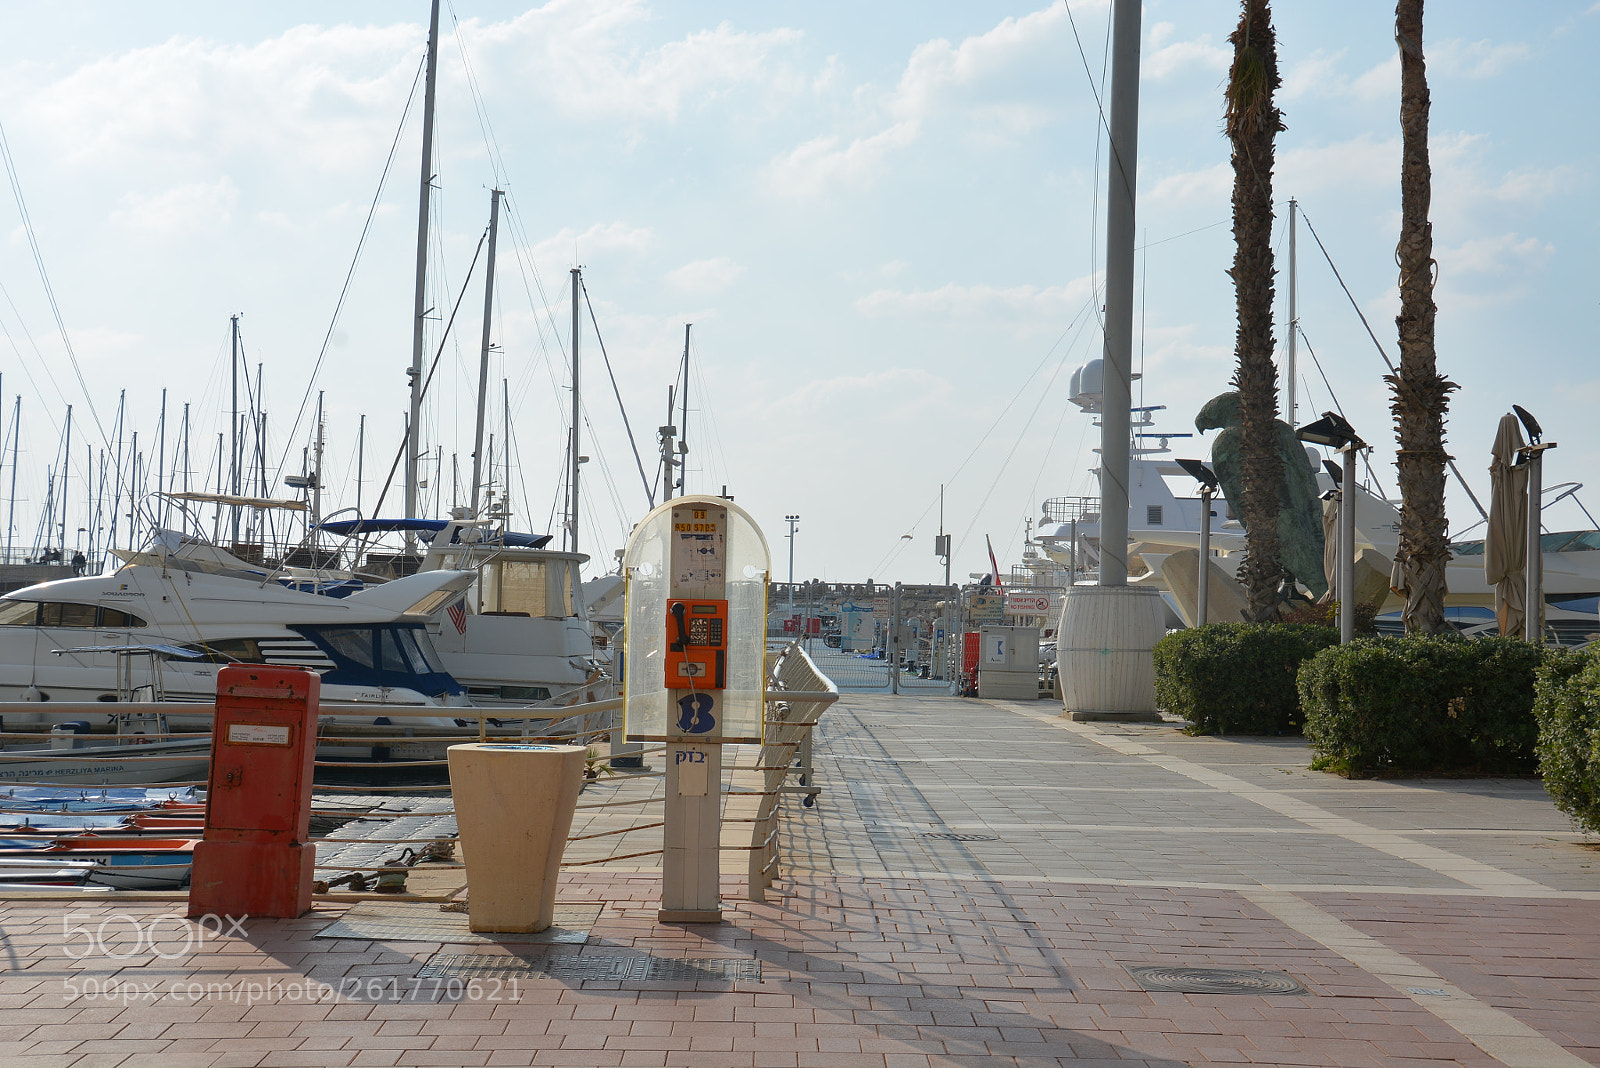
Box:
0;693;1595;1067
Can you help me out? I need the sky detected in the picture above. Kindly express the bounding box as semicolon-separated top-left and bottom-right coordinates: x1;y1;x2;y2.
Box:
0;0;1595;586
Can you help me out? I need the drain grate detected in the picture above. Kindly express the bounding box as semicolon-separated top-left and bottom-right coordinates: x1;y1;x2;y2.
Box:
1128;966;1308;995
919;832;1000;842
420;953;761;983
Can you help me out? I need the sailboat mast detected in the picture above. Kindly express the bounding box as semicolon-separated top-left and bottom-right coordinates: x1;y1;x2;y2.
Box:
405;0;442;531
356;414;366;517
128;432;139;551
660;386;676;502
60;405;72;556
678;324;690;497
312;391;325;537
569;267;581;555
229;314;241;544
1097;0;1142;588
157;388;166;519
6;396;16;562
470;189;503;517
502;378;511;522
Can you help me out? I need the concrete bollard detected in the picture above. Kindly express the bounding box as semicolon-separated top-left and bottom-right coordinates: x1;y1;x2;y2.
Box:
446;743;585;933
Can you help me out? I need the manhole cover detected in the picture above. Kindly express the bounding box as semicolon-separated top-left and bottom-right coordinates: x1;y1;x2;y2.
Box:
919;832;1000;842
420;953;761;983
1128;966;1308;995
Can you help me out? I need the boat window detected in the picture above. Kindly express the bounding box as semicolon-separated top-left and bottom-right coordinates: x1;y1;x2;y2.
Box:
488;560;552;615
376;629;410;674
39;602;99;627
396;627;446;675
0;600;39;626
316;627;377;669
187;638;267;664
99;608;148;628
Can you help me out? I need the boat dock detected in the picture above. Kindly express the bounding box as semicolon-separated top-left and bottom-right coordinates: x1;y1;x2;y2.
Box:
1;691;1596;1067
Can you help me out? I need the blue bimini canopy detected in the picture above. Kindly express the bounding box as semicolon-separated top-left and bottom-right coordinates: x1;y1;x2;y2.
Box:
316;518;551;548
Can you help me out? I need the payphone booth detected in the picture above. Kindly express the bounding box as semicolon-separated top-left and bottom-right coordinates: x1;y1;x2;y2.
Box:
622;495;769;922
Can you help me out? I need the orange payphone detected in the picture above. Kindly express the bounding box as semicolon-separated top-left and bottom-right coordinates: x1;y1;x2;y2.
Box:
666;598;728;689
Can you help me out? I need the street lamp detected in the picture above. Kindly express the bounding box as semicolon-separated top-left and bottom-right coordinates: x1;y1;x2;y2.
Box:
1296;411;1365;643
785;515;800;612
1513;405;1555;643
1175;458;1219;626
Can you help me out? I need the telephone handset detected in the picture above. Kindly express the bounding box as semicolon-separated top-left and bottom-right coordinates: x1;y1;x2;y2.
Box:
665;598;728;689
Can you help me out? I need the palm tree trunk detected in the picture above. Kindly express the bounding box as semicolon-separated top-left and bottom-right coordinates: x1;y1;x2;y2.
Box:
1391;0;1455;635
1226;0;1286;620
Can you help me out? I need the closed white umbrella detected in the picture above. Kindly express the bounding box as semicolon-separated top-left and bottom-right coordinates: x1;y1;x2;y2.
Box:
1485;413;1528;636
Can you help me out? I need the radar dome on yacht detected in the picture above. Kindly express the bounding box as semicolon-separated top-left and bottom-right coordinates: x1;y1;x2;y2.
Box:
1068;359;1141;414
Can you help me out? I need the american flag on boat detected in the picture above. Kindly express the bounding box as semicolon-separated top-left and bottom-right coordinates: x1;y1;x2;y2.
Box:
446;599;468;634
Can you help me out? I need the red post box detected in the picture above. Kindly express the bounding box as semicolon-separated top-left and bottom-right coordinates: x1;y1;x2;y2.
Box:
188;665;320;919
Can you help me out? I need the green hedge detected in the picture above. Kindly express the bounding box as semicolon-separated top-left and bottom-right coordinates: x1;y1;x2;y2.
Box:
1532;649;1600;834
1298;635;1546;776
1153;623;1338;735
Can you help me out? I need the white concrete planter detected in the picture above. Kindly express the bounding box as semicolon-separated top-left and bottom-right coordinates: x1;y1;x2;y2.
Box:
446;742;586;933
1055;585;1166;720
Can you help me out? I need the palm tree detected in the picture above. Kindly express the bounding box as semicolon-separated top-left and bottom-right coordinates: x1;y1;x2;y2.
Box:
1390;0;1455;634
1224;0;1286;620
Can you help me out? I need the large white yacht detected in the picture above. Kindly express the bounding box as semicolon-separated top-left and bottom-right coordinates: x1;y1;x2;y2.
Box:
1025;359;1600;642
0;550;475;715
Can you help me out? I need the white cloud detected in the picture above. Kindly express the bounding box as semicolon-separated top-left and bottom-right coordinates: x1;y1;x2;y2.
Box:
763;366;956;426
855;278;1095;320
24;25;421;171
767;2;1081;198
764;122;919;198
462;1;805;122
1438;233;1552;276
528;221;653;269
1281;51;1396;103
665;257;743;294
1149;136;1400;208
1430;38;1532;79
1490;166;1579;204
1279;136;1399;194
110;177;239;235
1144;23;1229;80
1147;162;1230;206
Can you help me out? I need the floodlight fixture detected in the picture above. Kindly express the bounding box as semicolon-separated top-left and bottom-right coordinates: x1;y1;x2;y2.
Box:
1295;411;1364;450
1323;459;1343;486
1512;404;1543;445
1175;457;1219;491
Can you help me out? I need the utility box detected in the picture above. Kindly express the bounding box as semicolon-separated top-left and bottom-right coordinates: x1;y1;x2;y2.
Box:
976;625;1040;701
189;666;320;919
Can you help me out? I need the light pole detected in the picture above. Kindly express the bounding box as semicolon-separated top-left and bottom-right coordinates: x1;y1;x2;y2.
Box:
1176;459;1219;626
1296;412;1365;644
785;515;800;612
1513;405;1554;644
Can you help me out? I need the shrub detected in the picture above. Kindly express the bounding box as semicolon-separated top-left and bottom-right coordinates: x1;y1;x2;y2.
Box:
1532;649;1600;835
1154;622;1338;735
1277;600;1379;636
1299;634;1546;776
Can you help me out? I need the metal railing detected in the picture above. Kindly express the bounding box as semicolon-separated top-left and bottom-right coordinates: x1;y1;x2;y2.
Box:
0;649;839;900
742;641;837;901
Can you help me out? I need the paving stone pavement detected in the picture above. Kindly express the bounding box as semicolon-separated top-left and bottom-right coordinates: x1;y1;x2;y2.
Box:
0;692;1595;1067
